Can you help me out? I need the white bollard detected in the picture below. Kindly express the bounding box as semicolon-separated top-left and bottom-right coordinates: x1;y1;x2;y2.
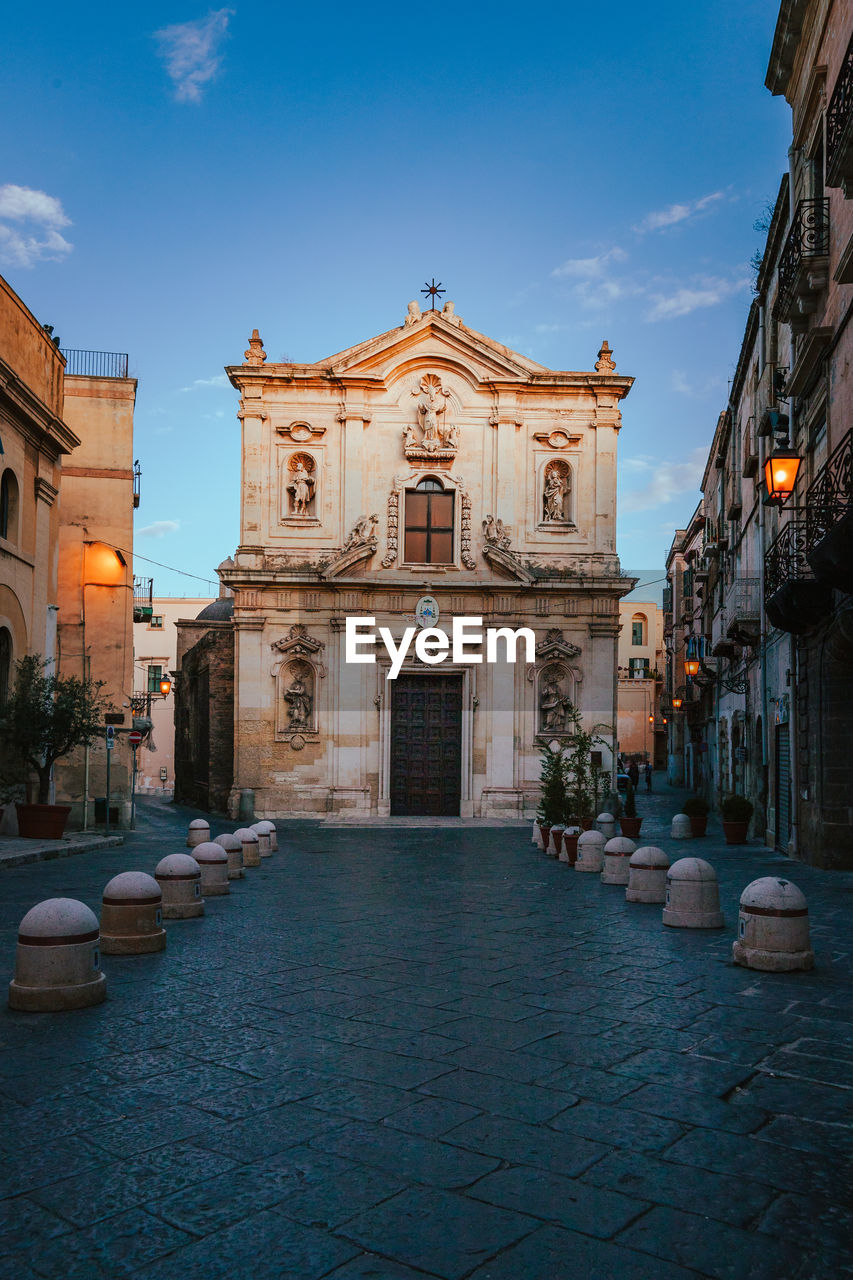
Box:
626;846;670;903
732;878;814;971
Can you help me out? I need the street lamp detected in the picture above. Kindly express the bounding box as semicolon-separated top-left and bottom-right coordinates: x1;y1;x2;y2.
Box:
764;446;802;504
158;675;172;697
672;696;683;710
684;656;701;678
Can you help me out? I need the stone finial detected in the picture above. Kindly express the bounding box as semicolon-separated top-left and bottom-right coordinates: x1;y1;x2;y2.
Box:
595;340;616;374
404;300;421;327
442;300;462;325
244;329;267;365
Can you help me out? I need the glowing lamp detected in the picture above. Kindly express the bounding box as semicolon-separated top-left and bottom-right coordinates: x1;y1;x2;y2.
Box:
648;714;654;724
159;676;172;697
764;448;802;503
684;657;701;678
672;696;683;710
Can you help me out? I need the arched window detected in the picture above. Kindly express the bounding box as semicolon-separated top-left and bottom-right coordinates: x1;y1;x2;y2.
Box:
0;628;11;706
0;469;19;542
404;477;454;564
631;613;647;646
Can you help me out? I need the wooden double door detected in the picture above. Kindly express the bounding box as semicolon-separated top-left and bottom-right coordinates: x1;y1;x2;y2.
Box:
389;674;463;816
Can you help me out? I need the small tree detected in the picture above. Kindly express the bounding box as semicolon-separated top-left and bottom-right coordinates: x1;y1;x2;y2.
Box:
0;656;110;805
562;702;606;822
623;782;637;819
537;744;566;825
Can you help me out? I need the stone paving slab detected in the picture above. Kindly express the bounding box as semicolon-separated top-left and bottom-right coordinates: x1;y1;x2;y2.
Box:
0;789;851;1278
0;831;123;868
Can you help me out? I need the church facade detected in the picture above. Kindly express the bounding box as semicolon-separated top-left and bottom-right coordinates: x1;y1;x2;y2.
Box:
217;301;634;818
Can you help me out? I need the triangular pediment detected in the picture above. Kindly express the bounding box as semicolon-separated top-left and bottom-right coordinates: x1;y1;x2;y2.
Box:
316;311;548;387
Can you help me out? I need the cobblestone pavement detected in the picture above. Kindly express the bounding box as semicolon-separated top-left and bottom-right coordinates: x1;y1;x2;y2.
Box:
1;789;852;1279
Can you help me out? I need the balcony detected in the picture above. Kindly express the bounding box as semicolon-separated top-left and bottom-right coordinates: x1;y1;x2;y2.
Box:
827;33;853;196
725;576;760;645
774;199;830;329
726;473;743;521
806;427;853;593
765;520;832;634
133;576;153;623
61;348;129;378
742;417;758;477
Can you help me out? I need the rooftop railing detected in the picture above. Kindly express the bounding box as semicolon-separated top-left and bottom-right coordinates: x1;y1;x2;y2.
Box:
61;349;129;378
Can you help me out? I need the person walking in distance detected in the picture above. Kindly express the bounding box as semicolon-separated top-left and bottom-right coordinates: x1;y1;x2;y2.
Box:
628;761;640;789
644;761;653;792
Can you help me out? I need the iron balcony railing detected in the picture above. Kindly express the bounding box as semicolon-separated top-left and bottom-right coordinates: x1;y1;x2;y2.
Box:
61;348;129;378
133;576;153;622
805;426;853;549
765;521;814;598
728;576;760;621
827;33;853;185
774;198;830;321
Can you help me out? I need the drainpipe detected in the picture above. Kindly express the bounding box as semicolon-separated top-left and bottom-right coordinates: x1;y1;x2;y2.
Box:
758;304;766;379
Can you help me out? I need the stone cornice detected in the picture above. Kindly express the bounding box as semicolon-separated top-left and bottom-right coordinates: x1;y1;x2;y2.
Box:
0;359;80;457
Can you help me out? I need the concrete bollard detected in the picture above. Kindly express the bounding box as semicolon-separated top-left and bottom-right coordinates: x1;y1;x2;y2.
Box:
601;836;636;886
671;814;693;839
732;877;814;971
8;899;106;1012
155;854;204;919
233;828;261;868
597;812;616;840
213;833;244;880
100;872;166;954
548;825;565;858
626;846;670;903
663;858;724;928
575;829;606;873
250;822;272;858
252;821;276;855
193;842;231;897
559;826;581;865
186;819;210;848
531;819;540;846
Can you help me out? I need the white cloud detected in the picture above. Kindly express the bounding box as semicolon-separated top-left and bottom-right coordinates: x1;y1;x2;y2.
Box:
154;9;232;103
552;246;627;279
620;447;707;514
0;184;73;268
634;191;726;234
179;373;229;392
646;276;751;321
671;368;727;398
138;520;180;538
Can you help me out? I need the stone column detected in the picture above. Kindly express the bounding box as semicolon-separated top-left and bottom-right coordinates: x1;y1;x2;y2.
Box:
237;393;268;547
232;615;266;803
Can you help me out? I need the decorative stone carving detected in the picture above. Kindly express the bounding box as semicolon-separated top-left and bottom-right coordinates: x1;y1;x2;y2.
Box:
543;459;571;523
595;340;616;373
286;453;316;517
460;488;475;570
404;300;421;327
283;665;313;729
537;628;582;661
404;374;457;464
320;515;379;580
272;627;325;742
271;624;326;672
244;329;267;365
276;421;326;443
482;515;512;550
382;489;400;567
533;429;582;449
442;300;462;326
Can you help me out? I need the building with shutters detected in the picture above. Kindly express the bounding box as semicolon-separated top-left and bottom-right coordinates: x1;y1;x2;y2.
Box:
179;301;636;819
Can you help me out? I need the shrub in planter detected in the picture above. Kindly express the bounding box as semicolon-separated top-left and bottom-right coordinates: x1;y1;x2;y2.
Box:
619;783;643;838
721;795;753;845
0;655;111;839
536;744;565;849
682;795;710;837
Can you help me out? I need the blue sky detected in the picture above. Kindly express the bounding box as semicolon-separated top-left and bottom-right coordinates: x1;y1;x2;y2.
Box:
1;2;790;594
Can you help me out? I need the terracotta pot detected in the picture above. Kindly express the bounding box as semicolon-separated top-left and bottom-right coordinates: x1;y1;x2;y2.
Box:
562;832;579;865
723;820;750;845
15;803;72;840
581;816;594;831
688;815;708;838
537;823;552;851
550;828;563;857
619;816;643;838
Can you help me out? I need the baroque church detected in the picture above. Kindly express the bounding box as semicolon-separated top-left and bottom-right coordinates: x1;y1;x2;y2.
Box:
175;300;635;818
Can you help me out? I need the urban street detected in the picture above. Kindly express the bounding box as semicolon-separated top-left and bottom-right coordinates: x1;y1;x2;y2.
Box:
1;793;851;1280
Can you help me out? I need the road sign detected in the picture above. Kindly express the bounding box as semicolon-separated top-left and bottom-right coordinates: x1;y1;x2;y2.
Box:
106;725;115;751
128;730;143;747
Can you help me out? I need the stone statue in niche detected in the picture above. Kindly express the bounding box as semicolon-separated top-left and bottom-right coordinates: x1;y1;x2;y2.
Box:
482;514;511;549
539;667;573;732
404;374;457;462
283;661;313;729
543;459;571;523
287;453;316;517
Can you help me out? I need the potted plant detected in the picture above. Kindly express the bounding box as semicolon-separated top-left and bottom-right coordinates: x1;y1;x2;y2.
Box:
619;782;643;837
683;795;710;838
563;704;606;831
562;813;581;864
721;794;753;845
536;744;566;853
0;655;110;839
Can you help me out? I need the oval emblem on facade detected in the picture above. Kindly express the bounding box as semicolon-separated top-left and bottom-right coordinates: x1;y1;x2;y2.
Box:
415;596;439;629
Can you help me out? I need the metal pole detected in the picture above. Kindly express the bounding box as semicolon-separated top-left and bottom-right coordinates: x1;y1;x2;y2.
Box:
130;744;138;831
105;732;111;836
